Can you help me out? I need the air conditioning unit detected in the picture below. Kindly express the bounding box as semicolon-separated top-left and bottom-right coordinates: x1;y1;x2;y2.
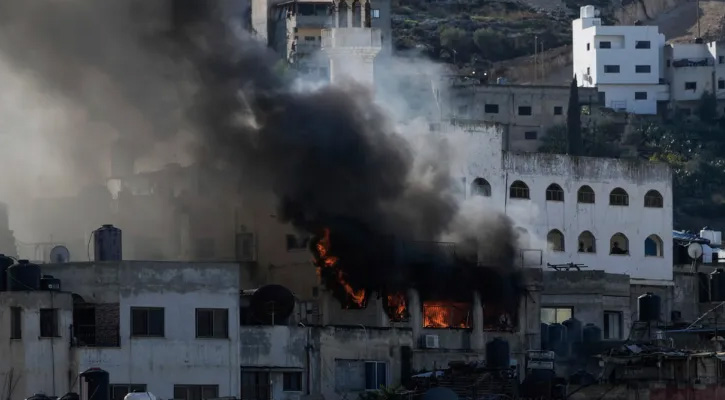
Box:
423;335;440;349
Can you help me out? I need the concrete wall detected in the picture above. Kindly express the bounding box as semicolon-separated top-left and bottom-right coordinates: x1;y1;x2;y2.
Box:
0;291;74;400
43;261;241;399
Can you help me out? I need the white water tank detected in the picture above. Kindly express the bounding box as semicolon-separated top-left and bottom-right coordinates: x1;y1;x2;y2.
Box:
123;393;156;400
581;5;596;18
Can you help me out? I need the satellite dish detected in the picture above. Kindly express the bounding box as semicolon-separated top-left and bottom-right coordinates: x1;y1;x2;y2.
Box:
49;246;70;263
688;243;703;260
250;284;296;324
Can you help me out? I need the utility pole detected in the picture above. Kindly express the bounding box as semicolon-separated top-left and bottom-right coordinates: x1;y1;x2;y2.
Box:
697;0;701;38
534;35;538;83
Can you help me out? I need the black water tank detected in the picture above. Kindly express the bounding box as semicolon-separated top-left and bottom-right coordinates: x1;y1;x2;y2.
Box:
80;368;110;400
582;323;602;343
94;224;122;261
548;323;568;357
59;393;79;400
638;292;661;322
563;317;583;343
26;394;52;400
40;275;61;291
711;269;725;301
0;254;14;291
7;260;41;291
486;337;510;369
540;323;550;350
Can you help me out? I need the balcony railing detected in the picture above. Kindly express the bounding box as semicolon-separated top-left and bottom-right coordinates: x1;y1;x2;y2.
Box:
321;28;382;49
71;324;120;347
672;58;713;68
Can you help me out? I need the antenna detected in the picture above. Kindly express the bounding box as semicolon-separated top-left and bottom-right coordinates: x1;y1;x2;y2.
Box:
49;245;71;263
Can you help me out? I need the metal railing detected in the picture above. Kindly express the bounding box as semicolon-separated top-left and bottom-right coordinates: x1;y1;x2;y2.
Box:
71;324;120;347
672;58;714;68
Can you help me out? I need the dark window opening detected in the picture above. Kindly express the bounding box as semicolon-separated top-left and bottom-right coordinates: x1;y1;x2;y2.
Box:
283;372;303;392
635;91;648;100
719;80;725;90
604;311;623;339
635;65;651;73
110;385;147;400
586;43;590;50
604;65;620;73
242;372;270;400
577;186;595;203
720;56;724;64
365;362;388;390
518;106;532;116
40;308;59;338
471;177;491;197
173;385;219;400
484;104;499;114
546;184;564;201
644;190;663;208
524;131;538;140
685;82;697;90
196;308;228;339
554;106;563;115
609;188;629;206
599;41;611;49
509;181;530;199
73;303;121;347
131;307;164;337
10;307;21;339
635;41;651;49
286;234;310;251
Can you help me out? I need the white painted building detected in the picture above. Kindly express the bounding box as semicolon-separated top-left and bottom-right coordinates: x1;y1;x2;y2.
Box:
665;41;725;103
0;261;241;400
450;125;673;283
572;5;667;114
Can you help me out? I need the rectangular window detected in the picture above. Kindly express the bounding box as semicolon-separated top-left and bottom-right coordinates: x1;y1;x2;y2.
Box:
524;131;538;140
604;65;620;73
365;362;388;390
40;308;59;338
586;43;590;50
10;307;21;339
173;385;219;400
196;308;228;339
518;106;532;116
685;82;697;90
484;104;499;114
283;372;303;392
604;311;623;339
236;232;254;261
599;41;611;49
131;307;164;337
635;65;651;73
242;372;270;400
635;40;651;49
304;36;316;41
286;234;309;251
635;91;647;100
720;56;724;64
719;80;725;90
553;106;563;115
371;9;380;18
666;60;671;67
110;385;147;400
540;307;573;324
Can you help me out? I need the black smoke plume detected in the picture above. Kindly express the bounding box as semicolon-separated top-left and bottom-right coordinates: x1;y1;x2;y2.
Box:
0;1;524;312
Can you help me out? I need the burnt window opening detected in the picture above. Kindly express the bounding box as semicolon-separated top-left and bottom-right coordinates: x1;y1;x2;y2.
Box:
609;187;629;206
173;385;219;400
72;303;120;347
196;308;229;339
484;303;518;331
509;180;530;199
242;372;270;400
577;185;595;203
578;231;596;253
422;301;471;329
286;234;310;251
283;372;303;392
610;233;629;255
471;177;492;197
644;190;663;208
40;308;59;338
10;307;21;339
384;292;408;322
110;385;147;400
547;229;565;252
131;307;164;337
546;183;564;201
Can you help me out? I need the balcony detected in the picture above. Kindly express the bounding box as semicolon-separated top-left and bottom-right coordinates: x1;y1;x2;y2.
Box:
672;58;713;68
295;14;333;28
321;28;382;49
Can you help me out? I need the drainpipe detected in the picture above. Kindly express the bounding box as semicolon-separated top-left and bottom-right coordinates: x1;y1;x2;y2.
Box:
305;328;311;395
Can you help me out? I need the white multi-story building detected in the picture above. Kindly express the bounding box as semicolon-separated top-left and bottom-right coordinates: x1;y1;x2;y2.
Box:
664;41;725;104
572;5;668;114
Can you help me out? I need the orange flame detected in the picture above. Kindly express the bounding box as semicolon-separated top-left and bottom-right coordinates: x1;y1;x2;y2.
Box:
386;293;407;321
315;228;366;307
423;301;471;328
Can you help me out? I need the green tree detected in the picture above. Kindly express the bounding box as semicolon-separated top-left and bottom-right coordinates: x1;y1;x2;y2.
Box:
438;27;469;62
696;91;717;123
472;28;505;61
566;77;583;155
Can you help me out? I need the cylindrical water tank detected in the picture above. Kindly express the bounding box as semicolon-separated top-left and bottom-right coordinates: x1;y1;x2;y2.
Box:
94;224;122;261
548;323;568;357
711;269;725;301
7;260;41;291
486;337;510;369
582;323;602;343
563;317;583;343
0;254;15;291
638;292;661;322
540;323;550;350
40;275;61;291
80;368;110;400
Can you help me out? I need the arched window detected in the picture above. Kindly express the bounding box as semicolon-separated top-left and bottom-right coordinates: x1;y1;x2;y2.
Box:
609;188;629;206
645;234;664;257
515;227;531;248
471;177;491;197
644;190;663;208
352;0;362;27
510;180;530;199
546;183;564;202
547;229;565;252
577;185;595;204
578;231;596;253
337;0;349;27
610;233;629;255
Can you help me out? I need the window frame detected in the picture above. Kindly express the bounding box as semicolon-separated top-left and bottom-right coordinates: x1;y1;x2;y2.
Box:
577;186;595;204
635;40;651;49
603;311;623;340
685;81;697;90
283;371;303;392
517;106;532;116
603;65;620;73
599;41;611;49
719;79;725;90
545;184;564;202
644;190;663;208
524;131;538;140
471;178;491;197
546;229;565;252
173;385;219;400
130;307;165;337
10;306;21;339
484;104;499;114
634;91;648;100
509;181;530;199
635;65;651;73
195;308;229;339
540;307;573;324
609;188;629;206
553;106;563;115
364;361;388;391
39;308;60;338
371;9;380;18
